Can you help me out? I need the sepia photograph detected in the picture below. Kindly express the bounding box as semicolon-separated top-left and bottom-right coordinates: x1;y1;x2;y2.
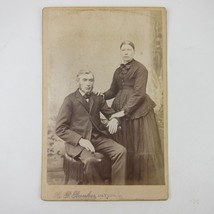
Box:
42;7;168;200
2;0;214;212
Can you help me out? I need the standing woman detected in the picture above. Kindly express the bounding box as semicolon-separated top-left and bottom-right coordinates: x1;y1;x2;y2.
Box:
103;41;164;185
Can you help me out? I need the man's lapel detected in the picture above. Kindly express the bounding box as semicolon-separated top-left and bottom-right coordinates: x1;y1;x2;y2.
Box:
88;93;95;113
75;90;90;112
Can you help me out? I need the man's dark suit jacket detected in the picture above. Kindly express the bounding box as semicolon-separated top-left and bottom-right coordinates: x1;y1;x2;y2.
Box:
55;89;115;158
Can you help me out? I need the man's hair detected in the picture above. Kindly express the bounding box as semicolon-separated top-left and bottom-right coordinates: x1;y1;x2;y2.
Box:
76;69;94;82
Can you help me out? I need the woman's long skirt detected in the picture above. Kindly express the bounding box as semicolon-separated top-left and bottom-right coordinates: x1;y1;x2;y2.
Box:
113;109;165;185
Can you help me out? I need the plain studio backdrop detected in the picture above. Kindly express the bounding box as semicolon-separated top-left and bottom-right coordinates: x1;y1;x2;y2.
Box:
47;9;164;114
45;9;166;177
0;0;214;214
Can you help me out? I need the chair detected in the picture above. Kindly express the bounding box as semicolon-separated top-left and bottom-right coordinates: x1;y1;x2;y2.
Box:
63;152;111;184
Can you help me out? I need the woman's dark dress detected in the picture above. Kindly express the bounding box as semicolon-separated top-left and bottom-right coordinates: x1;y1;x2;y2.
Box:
104;59;164;185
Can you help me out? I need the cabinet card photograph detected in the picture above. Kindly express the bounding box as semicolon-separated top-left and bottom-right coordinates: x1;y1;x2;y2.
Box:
42;7;168;200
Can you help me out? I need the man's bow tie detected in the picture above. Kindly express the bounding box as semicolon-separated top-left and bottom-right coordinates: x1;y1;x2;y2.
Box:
83;93;91;99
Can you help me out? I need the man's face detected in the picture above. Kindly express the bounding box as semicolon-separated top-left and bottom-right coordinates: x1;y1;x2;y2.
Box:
78;73;94;94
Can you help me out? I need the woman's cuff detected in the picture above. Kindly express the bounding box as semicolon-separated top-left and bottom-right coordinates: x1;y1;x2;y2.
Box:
103;92;106;100
122;108;129;116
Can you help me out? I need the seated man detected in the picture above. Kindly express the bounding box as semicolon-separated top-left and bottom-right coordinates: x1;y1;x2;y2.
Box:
55;69;126;185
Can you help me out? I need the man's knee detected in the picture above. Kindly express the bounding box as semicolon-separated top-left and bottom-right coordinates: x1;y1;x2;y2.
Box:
118;145;127;157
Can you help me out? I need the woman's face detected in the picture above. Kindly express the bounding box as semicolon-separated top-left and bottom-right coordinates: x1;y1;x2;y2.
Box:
120;44;135;63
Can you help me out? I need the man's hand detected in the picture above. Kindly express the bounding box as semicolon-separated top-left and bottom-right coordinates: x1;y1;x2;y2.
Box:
107;118;118;134
79;138;95;153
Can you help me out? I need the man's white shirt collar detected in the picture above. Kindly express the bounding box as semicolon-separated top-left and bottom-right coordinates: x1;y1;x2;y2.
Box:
79;89;85;97
79;89;89;101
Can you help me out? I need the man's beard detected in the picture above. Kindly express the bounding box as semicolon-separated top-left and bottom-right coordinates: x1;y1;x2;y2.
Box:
80;86;93;95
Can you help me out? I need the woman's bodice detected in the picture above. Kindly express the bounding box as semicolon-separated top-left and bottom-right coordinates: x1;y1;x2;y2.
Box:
104;59;156;119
